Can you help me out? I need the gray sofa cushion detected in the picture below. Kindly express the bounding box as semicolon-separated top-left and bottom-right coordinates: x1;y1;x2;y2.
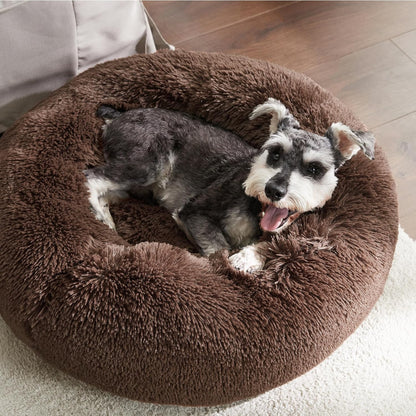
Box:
0;0;170;132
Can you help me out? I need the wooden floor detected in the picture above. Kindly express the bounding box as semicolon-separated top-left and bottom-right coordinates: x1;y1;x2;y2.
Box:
145;1;416;239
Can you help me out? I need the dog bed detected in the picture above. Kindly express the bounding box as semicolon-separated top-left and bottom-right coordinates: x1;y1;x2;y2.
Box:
0;50;398;406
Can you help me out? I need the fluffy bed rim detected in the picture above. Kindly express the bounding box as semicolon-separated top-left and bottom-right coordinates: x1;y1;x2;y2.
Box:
0;50;398;406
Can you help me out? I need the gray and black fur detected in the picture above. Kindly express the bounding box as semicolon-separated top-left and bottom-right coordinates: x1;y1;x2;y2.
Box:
85;99;375;270
85;106;262;255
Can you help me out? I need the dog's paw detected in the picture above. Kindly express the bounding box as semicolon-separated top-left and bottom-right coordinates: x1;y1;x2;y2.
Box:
229;245;265;273
90;203;116;230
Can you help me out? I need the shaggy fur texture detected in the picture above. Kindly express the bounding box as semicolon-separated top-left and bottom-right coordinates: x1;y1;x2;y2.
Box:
0;50;398;406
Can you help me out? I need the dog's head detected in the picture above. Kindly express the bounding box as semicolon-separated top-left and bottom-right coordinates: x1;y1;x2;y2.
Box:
244;98;375;232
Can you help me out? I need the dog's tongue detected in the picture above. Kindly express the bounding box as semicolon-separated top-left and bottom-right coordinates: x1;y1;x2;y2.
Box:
261;206;289;231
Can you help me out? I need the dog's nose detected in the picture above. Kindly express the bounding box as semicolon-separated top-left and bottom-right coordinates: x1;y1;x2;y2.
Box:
265;181;287;201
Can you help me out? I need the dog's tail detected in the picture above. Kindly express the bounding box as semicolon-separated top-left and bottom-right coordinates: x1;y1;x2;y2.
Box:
96;105;123;121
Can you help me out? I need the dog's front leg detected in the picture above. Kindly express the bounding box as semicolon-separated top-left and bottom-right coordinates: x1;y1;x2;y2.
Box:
229;242;268;273
176;213;231;256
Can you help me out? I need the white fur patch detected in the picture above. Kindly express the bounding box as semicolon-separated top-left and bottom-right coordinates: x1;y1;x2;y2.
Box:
229;244;266;273
86;176;125;230
282;168;338;212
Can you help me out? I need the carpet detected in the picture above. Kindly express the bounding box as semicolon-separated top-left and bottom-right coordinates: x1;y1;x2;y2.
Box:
0;227;415;415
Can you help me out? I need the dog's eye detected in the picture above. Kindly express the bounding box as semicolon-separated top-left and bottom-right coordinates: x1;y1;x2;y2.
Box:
269;146;282;161
307;162;324;178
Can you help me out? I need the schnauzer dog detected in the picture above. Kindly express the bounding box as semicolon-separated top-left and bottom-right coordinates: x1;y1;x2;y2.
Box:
85;99;375;272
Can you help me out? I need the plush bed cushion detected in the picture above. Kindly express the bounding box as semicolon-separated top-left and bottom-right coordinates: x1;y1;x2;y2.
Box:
0;50;398;406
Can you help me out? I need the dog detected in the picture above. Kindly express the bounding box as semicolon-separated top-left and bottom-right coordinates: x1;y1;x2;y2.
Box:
84;99;375;272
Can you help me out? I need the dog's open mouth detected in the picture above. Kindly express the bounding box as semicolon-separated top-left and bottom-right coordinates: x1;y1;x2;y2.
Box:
260;204;297;232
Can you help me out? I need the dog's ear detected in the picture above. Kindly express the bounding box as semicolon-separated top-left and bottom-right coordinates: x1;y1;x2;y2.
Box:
250;98;299;134
326;122;375;165
97;105;123;122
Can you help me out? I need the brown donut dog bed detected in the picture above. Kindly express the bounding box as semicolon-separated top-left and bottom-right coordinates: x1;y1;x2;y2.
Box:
0;50;398;406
